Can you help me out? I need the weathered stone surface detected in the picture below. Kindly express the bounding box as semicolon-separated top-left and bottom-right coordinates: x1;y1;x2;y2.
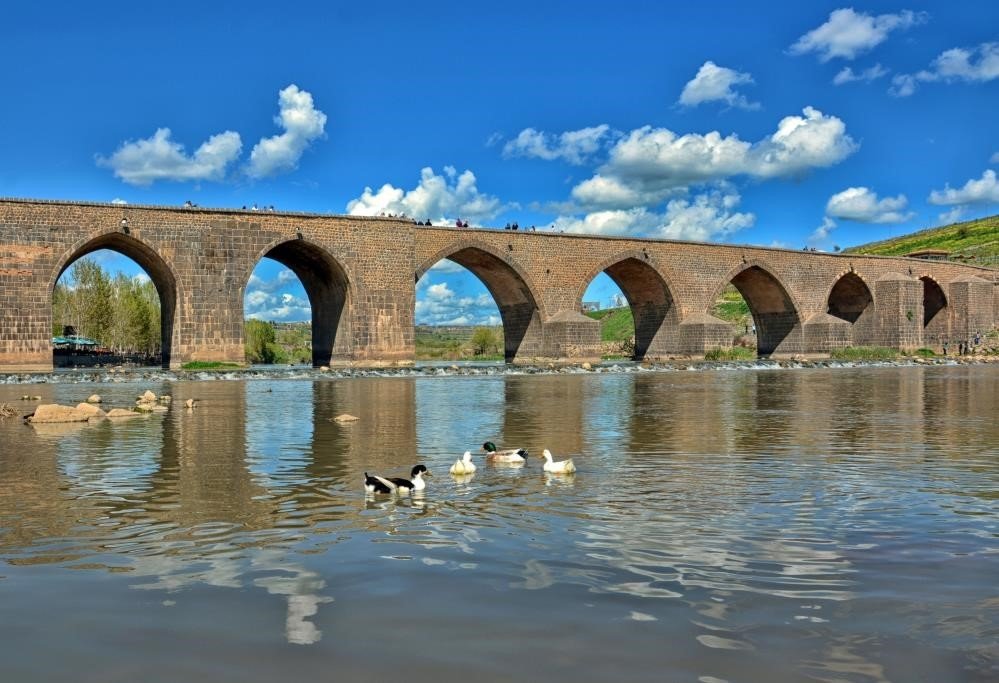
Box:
75;402;107;419
86;394;102;403
106;408;141;418
139;390;157;403
333;413;359;423
0;198;994;369
28;404;90;423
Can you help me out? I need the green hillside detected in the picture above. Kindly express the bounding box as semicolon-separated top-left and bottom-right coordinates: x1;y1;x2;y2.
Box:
843;214;999;266
585;307;634;341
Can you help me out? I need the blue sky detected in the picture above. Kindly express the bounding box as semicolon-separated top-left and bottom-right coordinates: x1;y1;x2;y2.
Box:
6;1;998;324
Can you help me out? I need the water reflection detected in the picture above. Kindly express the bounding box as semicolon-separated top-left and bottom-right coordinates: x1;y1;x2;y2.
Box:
0;366;997;681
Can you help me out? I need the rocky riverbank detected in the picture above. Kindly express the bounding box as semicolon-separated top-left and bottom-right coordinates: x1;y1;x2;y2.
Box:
1;355;997;384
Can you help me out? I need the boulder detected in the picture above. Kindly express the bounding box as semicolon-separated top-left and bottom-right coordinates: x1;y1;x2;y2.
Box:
28;404;91;423
86;394;102;404
139;390;157;403
75;403;107;419
184;398;197;409
106;408;141;418
332;413;359;423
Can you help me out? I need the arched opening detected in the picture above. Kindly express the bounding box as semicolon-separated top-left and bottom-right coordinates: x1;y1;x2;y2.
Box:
415;260;503;360
921;276;948;345
827;272;873;323
416;246;542;362
52;234;176;368
827;272;876;346
712;284;753;347
726;266;801;356
581;257;677;360
244;240;349;367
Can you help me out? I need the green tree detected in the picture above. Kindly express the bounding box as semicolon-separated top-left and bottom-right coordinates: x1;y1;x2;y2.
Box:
469;326;499;356
245;319;278;363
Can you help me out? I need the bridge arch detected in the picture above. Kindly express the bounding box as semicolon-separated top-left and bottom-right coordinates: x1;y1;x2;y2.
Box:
575;250;681;360
243;237;355;366
416;239;544;361
711;261;803;356
919;275;948;344
50;230;180;368
826;270;877;346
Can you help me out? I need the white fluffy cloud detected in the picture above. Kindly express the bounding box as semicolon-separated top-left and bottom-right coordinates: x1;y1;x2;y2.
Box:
810;217;837;244
928;169;999;206
346;166;504;223
937;207;966;225
97;128;243;186
991;152;999;164
414;278;500;326
246;85;327;178
825;186;914;223
502;125;612;165
833;64;889;85
245;291;311;322
571;107;856;210
789;8;926;62
678;61;759;110
891;42;999;97
554;189;754;241
99;84;326;185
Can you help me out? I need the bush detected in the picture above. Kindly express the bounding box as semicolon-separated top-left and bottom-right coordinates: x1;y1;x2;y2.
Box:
829;346;899;361
704;346;756;361
913;348;936;357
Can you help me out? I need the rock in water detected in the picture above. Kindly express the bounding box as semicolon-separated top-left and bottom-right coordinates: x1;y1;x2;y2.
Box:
28;404;91;423
332;413;359;423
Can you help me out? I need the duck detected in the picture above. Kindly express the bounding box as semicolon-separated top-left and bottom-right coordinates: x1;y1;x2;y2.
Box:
364;465;431;494
541;449;576;474
481;441;528;464
449;450;477;475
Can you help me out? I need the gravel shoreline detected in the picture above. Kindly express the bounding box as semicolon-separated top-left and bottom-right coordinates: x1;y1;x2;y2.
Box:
1;356;997;384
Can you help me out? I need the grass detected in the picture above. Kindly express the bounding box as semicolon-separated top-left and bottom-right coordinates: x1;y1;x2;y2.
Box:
829;346;900;361
704;346;756;361
181;361;244;370
414;329;505;361
585;307;634;342
912;348;936;358
844;214;999;266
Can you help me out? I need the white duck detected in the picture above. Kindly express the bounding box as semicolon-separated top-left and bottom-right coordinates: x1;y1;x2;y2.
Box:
364;465;430;495
449;450;477;475
541;449;576;474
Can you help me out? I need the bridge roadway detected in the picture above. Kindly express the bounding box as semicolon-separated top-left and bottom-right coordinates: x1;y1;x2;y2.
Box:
1;198;996;371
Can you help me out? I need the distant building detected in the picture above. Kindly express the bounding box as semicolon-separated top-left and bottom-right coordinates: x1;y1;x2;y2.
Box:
582;301;601;312
906;249;949;261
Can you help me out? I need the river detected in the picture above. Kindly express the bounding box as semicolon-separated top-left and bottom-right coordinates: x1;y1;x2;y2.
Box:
1;366;997;682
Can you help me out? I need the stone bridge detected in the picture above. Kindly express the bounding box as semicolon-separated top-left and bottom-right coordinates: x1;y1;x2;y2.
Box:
1;198;996;371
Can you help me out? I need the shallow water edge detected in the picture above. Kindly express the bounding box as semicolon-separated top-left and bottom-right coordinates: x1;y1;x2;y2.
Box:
2;355;998;384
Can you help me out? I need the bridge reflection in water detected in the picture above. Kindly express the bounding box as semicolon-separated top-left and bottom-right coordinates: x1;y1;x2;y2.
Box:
0;368;997;681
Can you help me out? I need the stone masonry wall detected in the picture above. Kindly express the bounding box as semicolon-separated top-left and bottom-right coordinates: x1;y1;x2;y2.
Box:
0;198;996;371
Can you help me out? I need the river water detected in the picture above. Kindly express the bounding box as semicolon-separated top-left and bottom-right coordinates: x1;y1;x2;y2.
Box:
0;366;997;682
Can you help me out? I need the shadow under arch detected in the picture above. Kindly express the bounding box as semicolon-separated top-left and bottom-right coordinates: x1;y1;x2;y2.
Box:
244;238;353;366
827;271;876;345
416;240;544;361
920;275;948;344
712;262;802;356
576;250;680;360
51;231;179;368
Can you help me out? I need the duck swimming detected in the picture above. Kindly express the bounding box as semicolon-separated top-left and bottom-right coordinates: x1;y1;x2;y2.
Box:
541;449;576;474
449;451;477;475
481;441;528;464
364;465;431;494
